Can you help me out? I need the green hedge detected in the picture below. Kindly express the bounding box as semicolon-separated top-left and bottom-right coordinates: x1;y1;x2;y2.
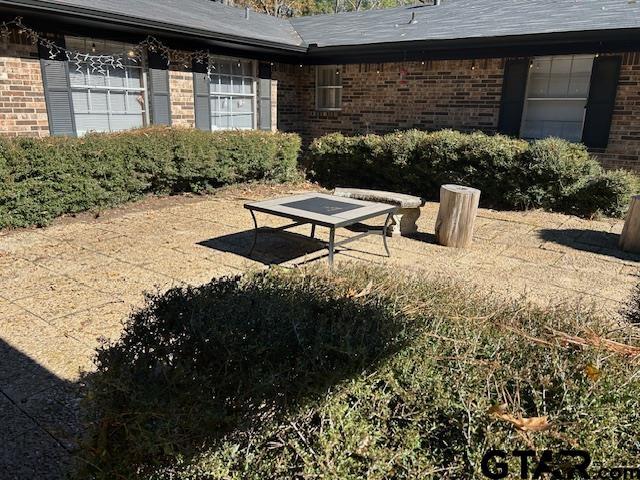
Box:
307;130;638;218
77;266;640;479
0;127;301;229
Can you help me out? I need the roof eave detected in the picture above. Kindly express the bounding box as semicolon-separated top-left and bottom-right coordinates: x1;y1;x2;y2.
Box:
2;0;639;64
0;0;308;54
304;28;640;64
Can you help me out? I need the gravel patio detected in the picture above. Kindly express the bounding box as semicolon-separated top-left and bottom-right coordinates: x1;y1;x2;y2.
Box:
1;182;638;479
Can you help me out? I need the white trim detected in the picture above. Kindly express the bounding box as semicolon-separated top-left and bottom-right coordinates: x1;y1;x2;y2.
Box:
70;85;145;92
252;60;257;130
208;92;256;97
141;67;150;127
527;97;588;101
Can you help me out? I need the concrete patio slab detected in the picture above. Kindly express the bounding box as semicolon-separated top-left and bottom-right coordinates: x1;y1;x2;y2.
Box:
0;182;638;479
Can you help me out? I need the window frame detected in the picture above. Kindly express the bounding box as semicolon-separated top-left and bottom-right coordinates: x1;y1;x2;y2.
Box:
315;65;343;112
519;54;595;142
208;55;257;131
65;36;150;135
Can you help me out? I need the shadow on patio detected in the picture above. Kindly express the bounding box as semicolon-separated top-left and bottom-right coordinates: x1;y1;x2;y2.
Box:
197;228;327;264
197;225;397;266
538;228;640;263
0;339;79;480
403;231;438;244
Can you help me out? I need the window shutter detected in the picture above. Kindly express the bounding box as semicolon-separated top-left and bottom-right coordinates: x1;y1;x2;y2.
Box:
258;62;272;131
193;59;211;131
582;56;621;149
148;51;171;126
497;58;530;136
39;36;76;136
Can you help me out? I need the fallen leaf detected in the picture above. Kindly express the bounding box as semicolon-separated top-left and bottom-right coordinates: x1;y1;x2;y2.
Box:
511;415;551;432
585;363;602;381
488;404;552;432
349;280;373;299
487;403;508;415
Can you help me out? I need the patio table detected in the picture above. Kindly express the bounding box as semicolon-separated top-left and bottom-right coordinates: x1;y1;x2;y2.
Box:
244;193;397;267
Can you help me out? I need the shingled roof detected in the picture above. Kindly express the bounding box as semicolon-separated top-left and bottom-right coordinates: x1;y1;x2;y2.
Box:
0;0;305;49
2;0;640;54
291;0;640;48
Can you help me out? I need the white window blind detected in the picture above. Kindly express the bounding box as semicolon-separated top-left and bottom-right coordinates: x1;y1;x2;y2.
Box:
521;55;594;142
66;37;147;135
209;58;256;130
316;66;342;111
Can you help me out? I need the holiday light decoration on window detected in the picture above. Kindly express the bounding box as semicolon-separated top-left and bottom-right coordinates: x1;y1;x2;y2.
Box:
0;17;215;77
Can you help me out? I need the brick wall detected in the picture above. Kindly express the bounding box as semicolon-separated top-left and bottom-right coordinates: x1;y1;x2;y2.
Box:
0;35;639;172
596;52;640;170
169;63;196;128
0;32;49;137
273;59;505;142
275;55;640;173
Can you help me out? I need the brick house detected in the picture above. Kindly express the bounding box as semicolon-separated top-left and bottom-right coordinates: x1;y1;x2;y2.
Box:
1;0;640;170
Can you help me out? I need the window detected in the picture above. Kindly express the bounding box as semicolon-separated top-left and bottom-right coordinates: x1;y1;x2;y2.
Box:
316;66;342;111
65;37;148;135
521;55;594;142
209;58;256;130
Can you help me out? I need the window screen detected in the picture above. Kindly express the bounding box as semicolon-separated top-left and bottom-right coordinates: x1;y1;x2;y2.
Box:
521;55;594;142
209;58;255;130
66;37;147;135
316;66;342;111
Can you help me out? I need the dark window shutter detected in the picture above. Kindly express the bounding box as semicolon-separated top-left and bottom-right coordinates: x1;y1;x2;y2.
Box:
192;59;211;131
148;51;171;126
497;58;530;136
39;36;76;136
258;62;272;131
582;56;621;149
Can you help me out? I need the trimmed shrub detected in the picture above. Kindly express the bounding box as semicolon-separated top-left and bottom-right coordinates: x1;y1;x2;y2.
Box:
307;130;638;217
0;127;301;229
513;138;601;211
77;266;640;479
564;169;640;218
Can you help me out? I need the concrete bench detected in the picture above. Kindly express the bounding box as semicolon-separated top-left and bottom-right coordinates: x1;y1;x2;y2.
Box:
333;187;424;237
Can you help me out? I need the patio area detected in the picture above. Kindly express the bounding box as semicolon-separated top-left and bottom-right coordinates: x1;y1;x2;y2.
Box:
1;182;639;478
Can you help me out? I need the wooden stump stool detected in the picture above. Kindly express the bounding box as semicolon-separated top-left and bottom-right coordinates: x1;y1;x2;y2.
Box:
620;195;640;253
435;184;481;248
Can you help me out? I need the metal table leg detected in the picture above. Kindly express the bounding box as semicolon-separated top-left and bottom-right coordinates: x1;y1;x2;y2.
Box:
328;227;335;267
248;209;258;256
310;224;316;238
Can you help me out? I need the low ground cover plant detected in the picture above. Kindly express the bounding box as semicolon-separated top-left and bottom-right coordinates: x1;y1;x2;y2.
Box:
307;130;639;218
0;127;301;229
78;266;640;479
622;281;640;325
